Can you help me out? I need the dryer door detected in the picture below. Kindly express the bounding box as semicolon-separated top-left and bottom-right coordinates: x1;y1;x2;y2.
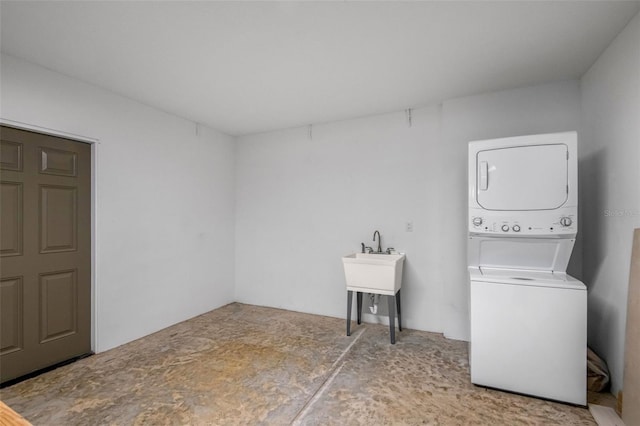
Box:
476;144;568;210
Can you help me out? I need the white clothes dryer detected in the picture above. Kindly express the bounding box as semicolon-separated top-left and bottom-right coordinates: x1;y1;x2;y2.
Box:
467;132;586;405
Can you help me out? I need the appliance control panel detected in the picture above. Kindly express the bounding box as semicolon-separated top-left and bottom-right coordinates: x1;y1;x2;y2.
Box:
469;211;577;236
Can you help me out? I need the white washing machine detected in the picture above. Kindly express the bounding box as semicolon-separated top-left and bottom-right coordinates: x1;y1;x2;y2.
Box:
468;132;587;405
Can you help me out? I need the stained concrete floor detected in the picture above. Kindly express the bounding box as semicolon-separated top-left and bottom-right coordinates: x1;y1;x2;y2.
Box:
1;303;597;425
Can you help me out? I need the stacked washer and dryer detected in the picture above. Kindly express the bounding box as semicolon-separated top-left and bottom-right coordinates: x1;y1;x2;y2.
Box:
467;132;587;405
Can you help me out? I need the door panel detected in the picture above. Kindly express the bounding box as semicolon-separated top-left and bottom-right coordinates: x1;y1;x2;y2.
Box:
0;140;23;171
1;182;23;256
1;277;24;355
0;125;91;383
476;144;568;211
40;185;78;253
39;269;78;343
39;147;77;176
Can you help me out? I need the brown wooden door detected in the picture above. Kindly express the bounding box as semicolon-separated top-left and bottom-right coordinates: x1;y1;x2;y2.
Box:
1;125;91;383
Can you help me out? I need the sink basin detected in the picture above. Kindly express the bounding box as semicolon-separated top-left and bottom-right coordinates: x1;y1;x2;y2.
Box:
342;253;405;295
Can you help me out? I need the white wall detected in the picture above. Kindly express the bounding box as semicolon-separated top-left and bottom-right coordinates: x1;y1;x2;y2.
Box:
580;12;640;395
440;81;582;340
235;107;444;332
235;81;581;339
0;54;236;352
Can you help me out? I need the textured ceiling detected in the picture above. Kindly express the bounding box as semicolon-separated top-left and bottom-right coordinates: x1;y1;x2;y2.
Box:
1;1;639;136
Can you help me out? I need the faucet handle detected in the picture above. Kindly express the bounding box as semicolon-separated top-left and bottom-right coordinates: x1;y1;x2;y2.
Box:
365;246;374;254
386;247;395;254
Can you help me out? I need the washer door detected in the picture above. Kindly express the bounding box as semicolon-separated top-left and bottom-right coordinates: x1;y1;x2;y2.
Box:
476;144;568;211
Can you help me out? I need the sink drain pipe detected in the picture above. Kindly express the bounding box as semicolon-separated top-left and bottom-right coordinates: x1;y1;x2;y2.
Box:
369;293;380;314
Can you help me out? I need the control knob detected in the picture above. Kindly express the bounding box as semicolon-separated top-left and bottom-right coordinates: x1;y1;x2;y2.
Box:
472;217;483;227
512;225;521;232
560;217;573;227
501;224;509;232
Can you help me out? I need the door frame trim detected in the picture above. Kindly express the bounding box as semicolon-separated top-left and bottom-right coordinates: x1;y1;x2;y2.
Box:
1;118;100;353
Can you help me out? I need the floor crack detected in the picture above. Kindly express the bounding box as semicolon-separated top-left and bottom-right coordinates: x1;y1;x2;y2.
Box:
290;327;366;425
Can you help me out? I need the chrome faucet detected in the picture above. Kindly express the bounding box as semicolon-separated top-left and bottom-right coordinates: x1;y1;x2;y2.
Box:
373;230;382;253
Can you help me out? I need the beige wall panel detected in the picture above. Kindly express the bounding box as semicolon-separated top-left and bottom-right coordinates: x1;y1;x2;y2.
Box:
622;229;640;425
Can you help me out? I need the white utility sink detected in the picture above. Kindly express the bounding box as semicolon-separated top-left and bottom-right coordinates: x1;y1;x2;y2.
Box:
342;253;405;295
